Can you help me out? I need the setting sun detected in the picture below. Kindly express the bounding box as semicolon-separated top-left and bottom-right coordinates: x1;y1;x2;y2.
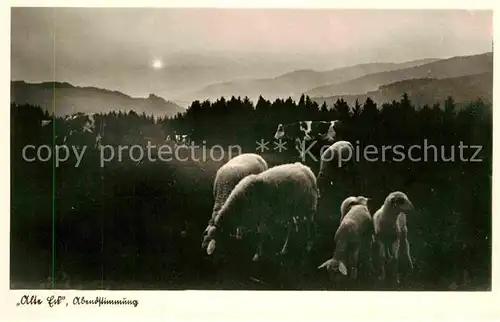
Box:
152;59;163;70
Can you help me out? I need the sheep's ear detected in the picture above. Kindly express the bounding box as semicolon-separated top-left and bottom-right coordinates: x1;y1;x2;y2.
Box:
318;259;332;270
338;261;348;276
207;240;216;255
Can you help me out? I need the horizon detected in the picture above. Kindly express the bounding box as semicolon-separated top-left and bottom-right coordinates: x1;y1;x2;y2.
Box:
10;50;493;102
11;8;493;100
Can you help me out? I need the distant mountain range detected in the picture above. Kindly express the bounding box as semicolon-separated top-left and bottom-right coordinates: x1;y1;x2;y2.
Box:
306;52;493;98
11;51;493;116
10;81;184;118
311;72;493;109
185;58;439;103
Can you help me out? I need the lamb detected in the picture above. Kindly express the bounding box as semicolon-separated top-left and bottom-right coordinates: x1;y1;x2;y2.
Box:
201;153;268;252
202;162;319;262
318;196;373;282
372;191;415;283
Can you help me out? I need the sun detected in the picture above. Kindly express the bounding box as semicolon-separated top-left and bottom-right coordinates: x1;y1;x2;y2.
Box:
152;59;163;70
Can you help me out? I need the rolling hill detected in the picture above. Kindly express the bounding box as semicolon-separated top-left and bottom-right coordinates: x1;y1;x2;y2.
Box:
306;52;493;98
311;72;493;109
186;58;439;102
11;81;184;118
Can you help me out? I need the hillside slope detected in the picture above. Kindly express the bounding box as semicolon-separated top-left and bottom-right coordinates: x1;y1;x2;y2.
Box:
187;58;439;102
306;52;493;97
311;72;493;109
11;81;184;117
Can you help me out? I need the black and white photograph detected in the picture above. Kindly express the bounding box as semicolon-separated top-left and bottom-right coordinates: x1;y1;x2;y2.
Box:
8;5;494;296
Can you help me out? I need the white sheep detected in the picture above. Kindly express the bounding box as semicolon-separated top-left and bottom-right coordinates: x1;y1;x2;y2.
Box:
203;153;268;233
318;196;373;281
202;153;268;249
202;162;319;262
372;191;414;282
316;140;354;190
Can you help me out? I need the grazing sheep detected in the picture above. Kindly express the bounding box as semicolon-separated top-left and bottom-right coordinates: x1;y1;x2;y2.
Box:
318;197;373;282
202;162;319;262
211;153;268;220
202;153;269;253
317;140;354;190
314;140;355;226
372;191;414;283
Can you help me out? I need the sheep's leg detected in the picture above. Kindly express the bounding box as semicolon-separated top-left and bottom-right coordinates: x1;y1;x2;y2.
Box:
253;224;264;262
253;223;270;262
404;238;414;271
376;240;386;281
280;221;293;256
365;235;376;279
391;240;400;285
400;237;413;271
304;215;315;252
386;244;394;260
397;236;413;286
350;247;360;280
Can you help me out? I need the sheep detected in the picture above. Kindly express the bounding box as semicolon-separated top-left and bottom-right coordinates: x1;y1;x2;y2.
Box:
211;153;268;218
314;140;355;226
313;195;369;262
201;153;269;254
202;162;319;262
318;196;373;283
372;191;414;283
317;140;354;189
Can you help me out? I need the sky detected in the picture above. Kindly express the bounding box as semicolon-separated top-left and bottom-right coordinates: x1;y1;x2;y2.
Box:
11;8;493;99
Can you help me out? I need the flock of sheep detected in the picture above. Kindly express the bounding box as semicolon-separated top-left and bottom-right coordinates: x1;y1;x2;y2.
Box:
200;121;415;288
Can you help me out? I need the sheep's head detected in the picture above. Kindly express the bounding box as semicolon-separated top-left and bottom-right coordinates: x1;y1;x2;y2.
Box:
357;196;369;206
201;225;218;255
386;191;414;212
274;124;285;140
320;141;354;169
340;195;370;217
318;258;348;283
202;210;230;255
